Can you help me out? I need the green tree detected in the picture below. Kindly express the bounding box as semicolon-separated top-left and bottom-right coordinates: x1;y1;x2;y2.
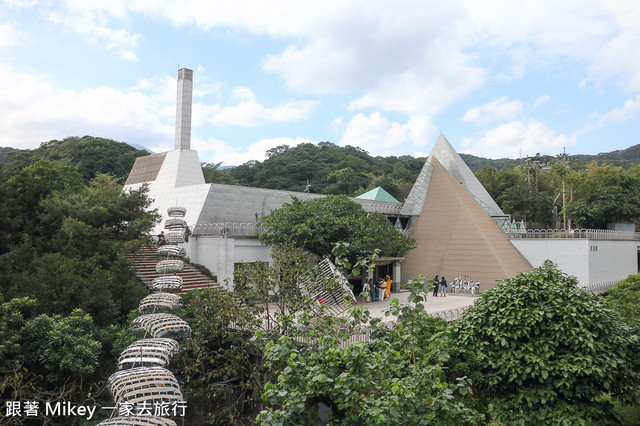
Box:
176;245;329;424
0;160;83;253
0;168;157;326
450;261;640;424
2;136;149;183
565;164;640;228
256;280;482;425
259;195;414;265
202;161;238;185
604;274;640;330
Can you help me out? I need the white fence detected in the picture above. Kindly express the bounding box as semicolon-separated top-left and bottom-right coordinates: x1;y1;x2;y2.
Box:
508;228;640;240
192;222;266;237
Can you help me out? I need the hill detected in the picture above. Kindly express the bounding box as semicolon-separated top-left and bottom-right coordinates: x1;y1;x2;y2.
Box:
0;136;150;183
214;142;426;201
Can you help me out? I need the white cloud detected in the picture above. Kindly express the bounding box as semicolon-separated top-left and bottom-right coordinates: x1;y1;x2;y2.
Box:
3;0;42;8
598;94;640;125
45;1;141;60
192;135;314;166
12;0;640;112
461;97;523;124
462;120;575;159
339;112;436;156
231;87;256;102
0;65;174;149
209;99;317;127
533;94;551;108
0;22;21;48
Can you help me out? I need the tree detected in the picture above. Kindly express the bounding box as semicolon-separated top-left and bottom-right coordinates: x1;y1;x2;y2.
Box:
259;195;414;266
202;161;238;185
2;136;149;183
256;280;482;425
0;160;83;253
176;245;332;424
604;274;640;330
450;261;640;424
0;168;157;326
565;164;640;228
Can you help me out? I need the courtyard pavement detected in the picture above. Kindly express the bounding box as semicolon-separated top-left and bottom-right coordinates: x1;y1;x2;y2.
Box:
353;290;477;321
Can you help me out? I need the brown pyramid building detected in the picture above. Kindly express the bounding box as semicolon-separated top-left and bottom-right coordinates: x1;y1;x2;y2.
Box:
402;157;532;291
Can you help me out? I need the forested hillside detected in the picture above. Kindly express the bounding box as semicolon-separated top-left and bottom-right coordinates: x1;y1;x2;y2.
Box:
4;136;640;228
204;142;426;201
1;136;149;183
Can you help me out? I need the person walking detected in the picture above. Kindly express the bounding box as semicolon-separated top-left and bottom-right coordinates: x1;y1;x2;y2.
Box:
377;278;386;301
440;276;447;297
432;275;440;297
368;278;377;302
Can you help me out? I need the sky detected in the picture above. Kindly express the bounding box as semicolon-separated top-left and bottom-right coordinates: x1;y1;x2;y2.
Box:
1;0;639;166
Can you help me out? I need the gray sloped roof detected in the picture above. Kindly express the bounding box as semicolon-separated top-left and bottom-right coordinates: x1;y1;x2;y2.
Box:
196;184;323;224
195;184;404;225
429;133;503;216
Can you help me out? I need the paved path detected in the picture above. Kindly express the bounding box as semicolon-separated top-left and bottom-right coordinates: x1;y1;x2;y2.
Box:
353;291;477;321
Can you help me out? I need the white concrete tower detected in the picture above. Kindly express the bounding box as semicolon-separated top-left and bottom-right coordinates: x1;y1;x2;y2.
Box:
175;68;193;150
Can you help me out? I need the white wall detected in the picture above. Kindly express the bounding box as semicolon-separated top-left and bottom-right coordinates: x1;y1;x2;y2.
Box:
511;239;639;286
511;239;590;285
186;235;272;290
588;240;638;284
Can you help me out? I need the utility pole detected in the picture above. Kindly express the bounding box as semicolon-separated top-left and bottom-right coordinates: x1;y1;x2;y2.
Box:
561;148;569;230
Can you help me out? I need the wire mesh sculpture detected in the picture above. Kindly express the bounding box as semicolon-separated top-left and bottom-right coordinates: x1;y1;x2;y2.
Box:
156;245;186;258
118;338;180;370
131;314;192;339
299;258;356;317
108;366;183;406
164;230;186;244
164;218;187;230
155;260;184;274
167;206;186;217
139;293;184;313
150;276;183;293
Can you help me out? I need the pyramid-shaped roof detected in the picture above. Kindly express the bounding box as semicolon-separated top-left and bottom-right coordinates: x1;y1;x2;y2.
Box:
429;133;503;215
401;158;531;291
356;186;400;203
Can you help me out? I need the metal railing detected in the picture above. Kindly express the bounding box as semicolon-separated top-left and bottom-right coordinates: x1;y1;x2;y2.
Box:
359;202;404;215
508;228;640;240
191;222;266;237
583;280;620;293
429;306;470;322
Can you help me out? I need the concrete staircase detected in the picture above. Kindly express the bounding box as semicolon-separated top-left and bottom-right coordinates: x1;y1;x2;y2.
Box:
127;245;223;293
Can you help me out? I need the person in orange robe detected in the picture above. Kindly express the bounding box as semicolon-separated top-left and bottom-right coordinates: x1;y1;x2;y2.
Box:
385;275;392;298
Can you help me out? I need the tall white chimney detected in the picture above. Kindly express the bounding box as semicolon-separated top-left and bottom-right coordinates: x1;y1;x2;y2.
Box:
174;68;193;150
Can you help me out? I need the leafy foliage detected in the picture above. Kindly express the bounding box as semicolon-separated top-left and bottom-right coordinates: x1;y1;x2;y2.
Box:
175;245;330;424
565;164;640;228
256;281;482;425
1;136;150;183
0;158;159;422
0;166;156;326
259;195;415;265
450;261;640;424
605;273;640;330
223;142;424;199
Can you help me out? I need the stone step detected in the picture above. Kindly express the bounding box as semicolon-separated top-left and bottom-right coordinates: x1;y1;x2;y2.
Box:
127;245;223;293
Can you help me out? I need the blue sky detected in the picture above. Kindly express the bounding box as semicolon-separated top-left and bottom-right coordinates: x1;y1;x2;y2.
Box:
1;0;638;166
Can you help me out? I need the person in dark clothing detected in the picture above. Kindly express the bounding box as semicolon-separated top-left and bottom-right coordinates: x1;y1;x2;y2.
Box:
432;275;440;297
157;231;166;246
440;276;447;297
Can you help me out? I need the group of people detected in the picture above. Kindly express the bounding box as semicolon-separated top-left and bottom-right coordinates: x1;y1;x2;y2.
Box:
363;275;393;302
432;275;448;297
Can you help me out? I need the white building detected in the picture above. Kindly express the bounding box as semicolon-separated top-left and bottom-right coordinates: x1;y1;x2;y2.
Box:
124;69;639;290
